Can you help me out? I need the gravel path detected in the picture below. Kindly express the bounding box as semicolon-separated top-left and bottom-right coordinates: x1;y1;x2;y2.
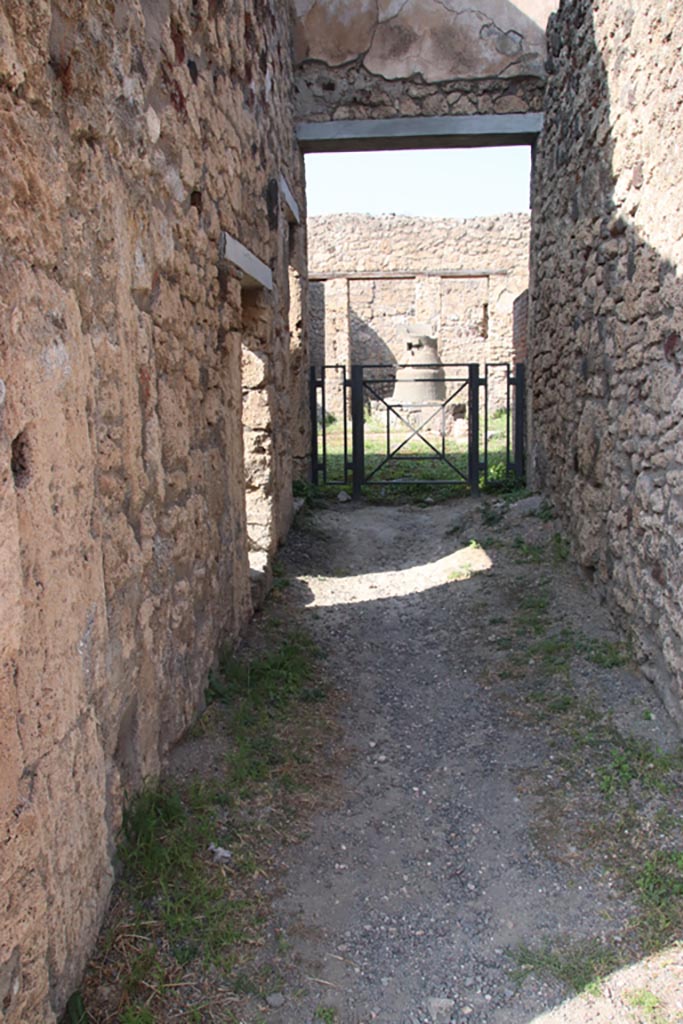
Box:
261;497;683;1024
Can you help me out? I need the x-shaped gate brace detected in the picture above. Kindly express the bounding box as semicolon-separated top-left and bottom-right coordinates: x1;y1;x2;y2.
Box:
349;363;483;498
309;362;526;498
361;378;469;484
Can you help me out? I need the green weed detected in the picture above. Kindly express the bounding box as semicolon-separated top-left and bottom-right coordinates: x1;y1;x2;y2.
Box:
272;560;290;591
484;460;526;494
551;532;570;562
595;736;683;798
118;632;322;973
579;637;630;669
120;786;186;891
528;631;575;675
598;749;639;795
519;626;629;679
625;988;665;1022
512;536;546;563
120;1008;155;1024
510;938;621;994
535;498;555;522
208;631;321;714
635;851;683;906
516;590;551;636
119;783;251;968
448;566;472;581
314;1007;336;1023
546;693;577;713
633;850;683;956
61;993;89;1024
205;633;324;796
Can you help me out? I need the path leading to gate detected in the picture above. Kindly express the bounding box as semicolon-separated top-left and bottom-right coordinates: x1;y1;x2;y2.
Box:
265;497;683;1024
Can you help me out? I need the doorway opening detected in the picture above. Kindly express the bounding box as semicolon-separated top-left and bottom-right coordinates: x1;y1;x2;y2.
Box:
303;144;534;498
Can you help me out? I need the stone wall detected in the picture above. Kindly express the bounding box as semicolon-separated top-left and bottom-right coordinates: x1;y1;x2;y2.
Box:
309;213;530;396
0;2;307;1021
293;0;556;122
528;0;683;726
512;289;529;363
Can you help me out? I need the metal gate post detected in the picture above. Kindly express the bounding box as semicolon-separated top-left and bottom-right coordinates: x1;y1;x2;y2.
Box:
309;365;319;485
350;364;365;499
514;362;526;483
468;363;480;496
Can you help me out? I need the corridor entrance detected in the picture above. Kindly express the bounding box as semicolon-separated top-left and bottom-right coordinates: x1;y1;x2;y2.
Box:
302;113;539;502
309;360;526;497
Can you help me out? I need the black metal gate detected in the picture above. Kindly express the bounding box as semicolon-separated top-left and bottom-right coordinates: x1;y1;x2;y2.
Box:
309;361;525;498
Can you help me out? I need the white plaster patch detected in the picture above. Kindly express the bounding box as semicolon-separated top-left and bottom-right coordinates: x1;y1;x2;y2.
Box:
132;244;153;292
164;167;185;204
42;339;71;379
145;106;161;144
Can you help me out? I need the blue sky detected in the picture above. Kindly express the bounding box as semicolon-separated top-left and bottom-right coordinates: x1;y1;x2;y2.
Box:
305;146;531;218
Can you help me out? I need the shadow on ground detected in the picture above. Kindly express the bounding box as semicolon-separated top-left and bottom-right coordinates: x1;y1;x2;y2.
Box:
263;496;683;1024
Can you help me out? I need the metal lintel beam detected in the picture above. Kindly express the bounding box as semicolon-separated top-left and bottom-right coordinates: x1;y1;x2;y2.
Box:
296;113;544;153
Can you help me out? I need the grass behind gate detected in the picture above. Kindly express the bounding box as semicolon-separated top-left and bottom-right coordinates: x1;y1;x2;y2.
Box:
312;407;515;502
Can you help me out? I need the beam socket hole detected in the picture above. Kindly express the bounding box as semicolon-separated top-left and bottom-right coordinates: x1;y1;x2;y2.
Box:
11;431;31;489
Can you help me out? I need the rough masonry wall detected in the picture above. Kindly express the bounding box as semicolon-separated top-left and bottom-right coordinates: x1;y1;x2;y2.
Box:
529;0;683;725
0;2;306;1021
309;213;530;376
293;0;555;121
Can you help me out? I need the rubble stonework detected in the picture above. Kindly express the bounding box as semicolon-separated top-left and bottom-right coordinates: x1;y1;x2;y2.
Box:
5;0;683;1019
293;0;556;121
309;213;530;378
0;2;306;1021
528;0;683;725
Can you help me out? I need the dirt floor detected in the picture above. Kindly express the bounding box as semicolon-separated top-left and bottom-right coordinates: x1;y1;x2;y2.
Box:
262;496;683;1024
83;493;683;1024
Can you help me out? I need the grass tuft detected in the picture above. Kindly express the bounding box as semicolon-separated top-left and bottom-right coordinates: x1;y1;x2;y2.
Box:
510;938;621;995
119;781;251;968
85;627;328;1021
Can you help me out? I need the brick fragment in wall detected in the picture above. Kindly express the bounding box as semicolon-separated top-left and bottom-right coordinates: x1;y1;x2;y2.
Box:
528;0;683;728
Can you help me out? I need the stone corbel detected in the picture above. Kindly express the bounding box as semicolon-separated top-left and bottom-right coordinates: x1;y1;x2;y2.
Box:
218;231;273;291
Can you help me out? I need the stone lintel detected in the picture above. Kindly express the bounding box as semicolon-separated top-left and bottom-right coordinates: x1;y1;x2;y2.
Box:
279;173;301;224
297;113;544;153
309;269;510;282
219;231;273;290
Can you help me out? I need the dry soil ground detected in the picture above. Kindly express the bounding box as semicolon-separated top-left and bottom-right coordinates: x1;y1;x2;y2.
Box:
84;494;683;1024
257;497;683;1024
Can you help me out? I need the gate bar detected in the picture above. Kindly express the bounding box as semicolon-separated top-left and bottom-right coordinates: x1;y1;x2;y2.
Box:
514;362;526;482
351;365;365;499
309;366;319;485
468;363;480;497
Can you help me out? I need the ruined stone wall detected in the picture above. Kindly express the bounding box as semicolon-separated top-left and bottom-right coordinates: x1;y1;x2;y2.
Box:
293;0;555;121
528;0;683;725
0;2;307;1020
309;213;530;377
